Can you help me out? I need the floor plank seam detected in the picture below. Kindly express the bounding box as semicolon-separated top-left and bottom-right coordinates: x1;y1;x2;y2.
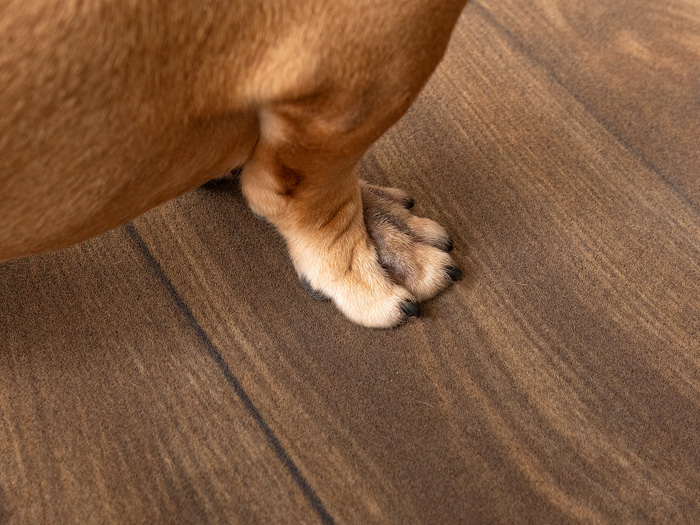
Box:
124;223;335;525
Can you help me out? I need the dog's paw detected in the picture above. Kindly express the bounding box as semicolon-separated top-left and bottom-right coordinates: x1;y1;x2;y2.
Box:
360;181;461;301
297;181;460;328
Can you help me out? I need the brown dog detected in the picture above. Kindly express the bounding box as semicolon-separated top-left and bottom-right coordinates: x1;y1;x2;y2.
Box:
0;0;467;327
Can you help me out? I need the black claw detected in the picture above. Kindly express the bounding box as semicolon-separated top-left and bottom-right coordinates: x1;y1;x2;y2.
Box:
441;237;454;252
403;197;415;209
401;300;421;318
446;266;463;282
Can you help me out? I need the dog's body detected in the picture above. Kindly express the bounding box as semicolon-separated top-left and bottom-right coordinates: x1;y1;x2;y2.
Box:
1;0;467;327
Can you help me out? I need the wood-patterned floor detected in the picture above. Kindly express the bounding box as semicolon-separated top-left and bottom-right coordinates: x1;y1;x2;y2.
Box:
2;0;699;522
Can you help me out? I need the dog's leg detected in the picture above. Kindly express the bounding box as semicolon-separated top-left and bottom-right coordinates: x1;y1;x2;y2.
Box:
238;0;467;327
241;99;460;328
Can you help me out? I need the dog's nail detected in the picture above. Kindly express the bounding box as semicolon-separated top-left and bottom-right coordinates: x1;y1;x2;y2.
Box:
403;197;415;209
400;300;421;318
446;266;462;282
441;237;454;252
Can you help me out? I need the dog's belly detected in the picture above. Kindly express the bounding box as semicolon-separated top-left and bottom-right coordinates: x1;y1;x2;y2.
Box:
0;110;258;261
0;1;269;262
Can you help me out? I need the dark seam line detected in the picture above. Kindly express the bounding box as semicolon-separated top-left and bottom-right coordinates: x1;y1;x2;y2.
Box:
124;223;335;525
472;1;700;217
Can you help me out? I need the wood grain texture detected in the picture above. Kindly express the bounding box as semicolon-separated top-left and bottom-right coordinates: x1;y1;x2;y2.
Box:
0;230;320;524
2;0;700;522
476;0;700;206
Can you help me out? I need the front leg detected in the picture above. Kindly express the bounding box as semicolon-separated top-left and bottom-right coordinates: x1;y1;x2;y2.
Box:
241;109;460;328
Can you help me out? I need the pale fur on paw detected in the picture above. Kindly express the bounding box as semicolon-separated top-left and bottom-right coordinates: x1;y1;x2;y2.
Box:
296;181;461;328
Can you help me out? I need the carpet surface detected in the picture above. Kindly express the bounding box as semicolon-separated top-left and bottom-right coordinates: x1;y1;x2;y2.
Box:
2;0;700;522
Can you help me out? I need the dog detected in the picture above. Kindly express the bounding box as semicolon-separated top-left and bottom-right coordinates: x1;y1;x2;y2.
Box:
0;0;467;327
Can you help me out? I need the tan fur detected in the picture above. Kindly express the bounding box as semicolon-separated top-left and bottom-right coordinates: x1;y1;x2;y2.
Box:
0;0;467;327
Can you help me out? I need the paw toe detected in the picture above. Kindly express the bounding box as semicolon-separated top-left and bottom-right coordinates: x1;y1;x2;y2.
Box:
400;300;421;318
